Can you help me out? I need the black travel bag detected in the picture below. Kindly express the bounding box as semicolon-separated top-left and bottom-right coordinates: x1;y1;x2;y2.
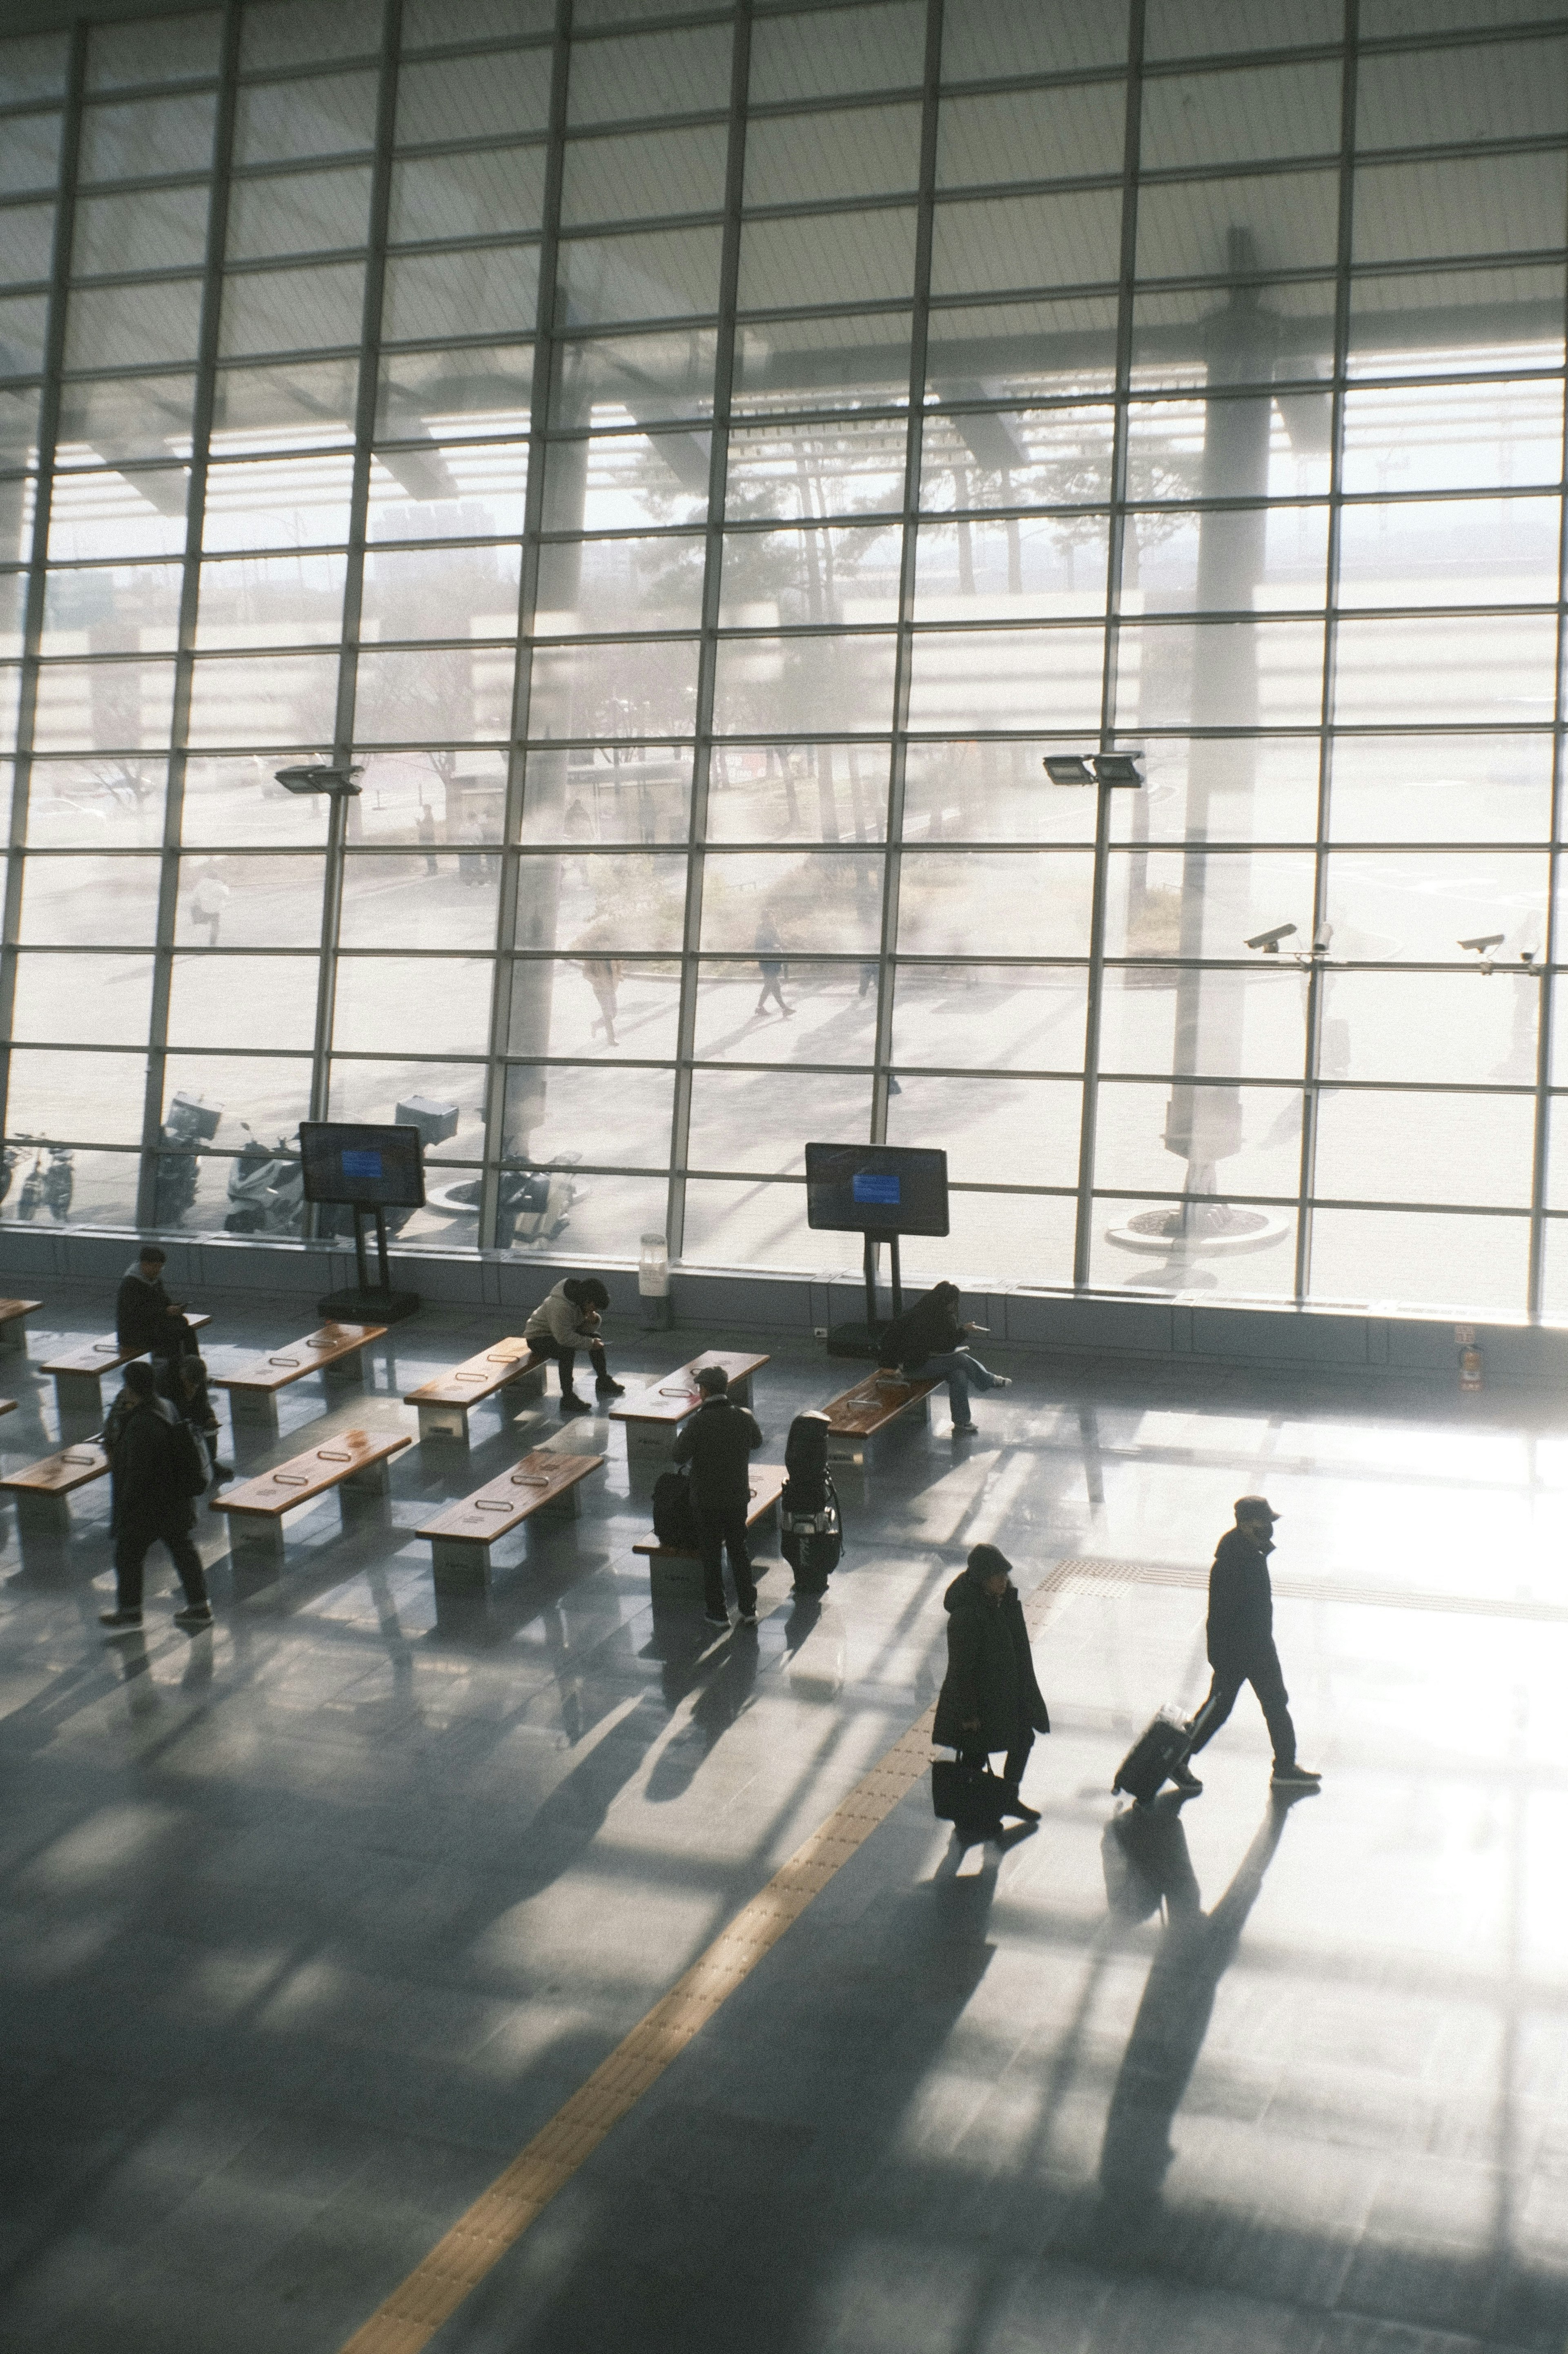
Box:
932;1756;1007;1834
651;1469;700;1550
781;1477;842;1592
1111;1706;1193;1805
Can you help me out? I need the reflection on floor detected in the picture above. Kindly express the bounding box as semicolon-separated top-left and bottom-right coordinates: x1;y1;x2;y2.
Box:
2;1279;1567;2354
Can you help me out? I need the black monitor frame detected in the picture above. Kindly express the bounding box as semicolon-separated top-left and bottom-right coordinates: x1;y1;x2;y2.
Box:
804;1142;950;1238
298;1121;426;1211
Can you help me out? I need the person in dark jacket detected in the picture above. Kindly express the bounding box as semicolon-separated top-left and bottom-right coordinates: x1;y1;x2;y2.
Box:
115;1245;200;1363
879;1280;1011;1436
780;1409;840;1597
98;1361;212;1635
157;1352;228;1481
933;1543;1050;1821
672;1363;764;1627
1181;1497;1321;1793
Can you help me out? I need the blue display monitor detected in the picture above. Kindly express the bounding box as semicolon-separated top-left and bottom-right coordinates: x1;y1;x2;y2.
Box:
299;1121;426;1209
805;1143;949;1237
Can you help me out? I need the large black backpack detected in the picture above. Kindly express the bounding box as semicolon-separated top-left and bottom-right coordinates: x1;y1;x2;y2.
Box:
651;1468;700;1549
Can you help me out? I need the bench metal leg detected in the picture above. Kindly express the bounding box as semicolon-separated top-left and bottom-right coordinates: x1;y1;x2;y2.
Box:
431;1537;490;1595
13;1490;70;1537
227;1391;281;1441
341;1457;392;1501
51;1371;103;1420
625;1423;676;1466
229;1517;286;1577
417;1402;470;1443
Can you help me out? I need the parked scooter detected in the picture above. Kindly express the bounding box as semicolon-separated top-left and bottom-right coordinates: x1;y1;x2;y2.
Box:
427;1156;582;1250
224;1125;304;1236
0;1145;15;1209
42;1143;73;1222
152;1093;221;1228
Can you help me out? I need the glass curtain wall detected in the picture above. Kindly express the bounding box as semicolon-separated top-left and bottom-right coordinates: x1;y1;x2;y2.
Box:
1;0;1566;1317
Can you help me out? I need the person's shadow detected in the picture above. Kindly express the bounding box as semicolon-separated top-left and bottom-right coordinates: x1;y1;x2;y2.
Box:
1094;1791;1306;2243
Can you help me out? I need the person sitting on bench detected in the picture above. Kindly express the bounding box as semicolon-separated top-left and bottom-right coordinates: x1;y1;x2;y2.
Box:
878;1279;1011;1436
116;1245;202;1365
523;1276;626;1416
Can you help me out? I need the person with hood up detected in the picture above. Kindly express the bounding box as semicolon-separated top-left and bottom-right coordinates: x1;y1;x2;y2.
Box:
98;1361;212;1635
523;1275;626;1415
933;1543;1049;1822
879;1279;1011;1436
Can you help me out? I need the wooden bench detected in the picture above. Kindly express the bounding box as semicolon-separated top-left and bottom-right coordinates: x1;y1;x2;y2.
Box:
822;1370;938;1465
609;1350;769;1464
210;1425;412;1573
632;1462;785;1597
403;1338;548;1442
211;1321;386;1437
0;1431;107;1533
43;1313;213;1419
417;1448;604;1591
0;1298;41;1352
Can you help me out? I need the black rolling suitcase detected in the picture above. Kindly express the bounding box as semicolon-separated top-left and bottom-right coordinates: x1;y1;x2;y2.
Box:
1112;1706;1192;1804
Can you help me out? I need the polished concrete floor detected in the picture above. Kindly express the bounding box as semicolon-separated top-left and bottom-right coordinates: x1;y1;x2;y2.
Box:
2;1283;1566;2354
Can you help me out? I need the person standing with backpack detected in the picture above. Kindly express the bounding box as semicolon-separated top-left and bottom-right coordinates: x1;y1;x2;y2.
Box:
98;1362;213;1636
780;1410;842;1597
671;1363;764;1627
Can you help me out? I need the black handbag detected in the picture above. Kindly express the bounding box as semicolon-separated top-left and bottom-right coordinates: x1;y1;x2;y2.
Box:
931;1755;1006;1829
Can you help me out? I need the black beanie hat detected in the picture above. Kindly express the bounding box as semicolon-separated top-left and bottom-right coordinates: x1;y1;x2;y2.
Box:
967;1542;1011;1582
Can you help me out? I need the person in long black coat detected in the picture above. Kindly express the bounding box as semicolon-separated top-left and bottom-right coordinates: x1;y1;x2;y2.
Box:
933;1543;1050;1820
879;1281;1011;1436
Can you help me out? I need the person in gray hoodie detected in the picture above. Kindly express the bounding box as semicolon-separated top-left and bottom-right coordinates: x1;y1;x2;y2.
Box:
522;1276;626;1415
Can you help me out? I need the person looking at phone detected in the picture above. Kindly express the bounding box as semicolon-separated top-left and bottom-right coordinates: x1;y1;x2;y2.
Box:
877;1279;1011;1436
523;1275;626;1416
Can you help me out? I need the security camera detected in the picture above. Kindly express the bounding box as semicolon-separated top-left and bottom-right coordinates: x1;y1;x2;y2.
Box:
1458;933;1504;953
1245;922;1297;953
274;764;363;797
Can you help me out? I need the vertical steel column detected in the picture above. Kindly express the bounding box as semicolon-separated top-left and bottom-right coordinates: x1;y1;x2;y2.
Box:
0;27;88;1153
480;0;574;1252
1294;0;1359;1307
666;0;752;1263
306;0;403;1165
1525;146;1568;1313
134;3;241;1231
871;0;944;1149
1071;0;1144;1290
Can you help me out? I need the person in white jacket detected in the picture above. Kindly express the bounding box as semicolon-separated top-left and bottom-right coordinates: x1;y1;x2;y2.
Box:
523;1276;626;1416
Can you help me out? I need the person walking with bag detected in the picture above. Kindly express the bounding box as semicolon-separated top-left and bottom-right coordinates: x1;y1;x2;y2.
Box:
779;1410;842;1597
1178;1496;1321;1795
933;1543;1049;1824
672;1363;764;1628
98;1361;213;1636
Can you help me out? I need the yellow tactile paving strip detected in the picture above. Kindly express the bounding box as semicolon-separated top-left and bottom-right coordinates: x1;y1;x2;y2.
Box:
338;1565;1073;2354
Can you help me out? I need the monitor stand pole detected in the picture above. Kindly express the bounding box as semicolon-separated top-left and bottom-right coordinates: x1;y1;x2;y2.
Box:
319;1205;421;1325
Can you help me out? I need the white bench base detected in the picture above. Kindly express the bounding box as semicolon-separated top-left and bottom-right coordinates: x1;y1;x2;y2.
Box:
430;1481;582;1593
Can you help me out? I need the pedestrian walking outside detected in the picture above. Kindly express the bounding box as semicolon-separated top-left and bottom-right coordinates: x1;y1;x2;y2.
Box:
753;913;792;1018
1177;1497;1321;1795
672;1363;764;1628
417;803;439;877
522;1275;626;1414
933;1543;1049;1822
879;1280;1011;1435
98;1362;213;1635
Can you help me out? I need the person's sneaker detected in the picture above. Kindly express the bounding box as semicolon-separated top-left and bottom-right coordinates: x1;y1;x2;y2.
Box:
999;1787;1040;1822
737;1606;759;1624
989;1375;1013;1390
559;1392;592;1416
1271;1762;1322;1788
952;1420;978;1436
1170;1761;1204;1795
174;1604;213;1631
595;1376;626;1397
99;1609;143;1635
703;1609;730;1628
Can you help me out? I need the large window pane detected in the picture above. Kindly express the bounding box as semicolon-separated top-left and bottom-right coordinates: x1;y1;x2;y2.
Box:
711;633;898;735
897;850;1095;958
332;958;494;1056
688;1069;872;1176
172;852;327;943
226;166;372;261
1327;734;1551;844
737;210;917;312
891;966;1089;1073
557;226;722;325
74;186;209;274
365;441;529;541
25;758;167;848
931;191;1124;298
359;543;520;642
79;92;216;180
536;534;705;635
886;1074;1083;1188
520;745;692;844
389;148;547;244
698;850;884;956
396;50;552;145
339;850;499;951
692;959;877;1066
12;949;153;1047
232;73;378;167
1333;614;1557;727
563;123;727;225
218;261;367;358
378;341;533;440
906;625;1107;732
64;281;204;371
6;1047;147;1146
1308;1207;1527;1313
569;25;733;124
748;104;920;207
18;852;162;944
186;652;340;746
196;550;349;648
40;561;183;654
1340;379;1564;493
749;3;924;103
720;525;901;629
528;638;700;739
507;957;682;1059
706;742;888;844
381;247;541;343
1315;1088;1533;1207
355;646;516;744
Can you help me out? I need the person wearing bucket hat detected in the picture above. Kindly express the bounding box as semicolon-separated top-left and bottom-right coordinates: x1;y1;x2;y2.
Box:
1180;1496;1321;1793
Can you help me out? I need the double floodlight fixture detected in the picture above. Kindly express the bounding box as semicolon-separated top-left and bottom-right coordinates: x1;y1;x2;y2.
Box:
1042;752;1145;787
274;763;364;797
